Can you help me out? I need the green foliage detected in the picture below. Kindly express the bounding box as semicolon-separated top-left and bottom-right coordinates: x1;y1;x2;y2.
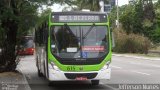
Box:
150;26;160;43
0;27;5;47
113;28;151;54
119;5;135;34
75;0;100;11
110;0;160;44
37;8;52;26
0;0;72;72
132;0;144;34
61;0;109;11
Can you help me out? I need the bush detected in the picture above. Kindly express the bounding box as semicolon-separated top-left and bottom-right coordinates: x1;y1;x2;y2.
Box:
113;28;151;54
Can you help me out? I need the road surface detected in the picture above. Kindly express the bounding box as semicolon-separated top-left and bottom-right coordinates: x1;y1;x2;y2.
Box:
17;55;160;90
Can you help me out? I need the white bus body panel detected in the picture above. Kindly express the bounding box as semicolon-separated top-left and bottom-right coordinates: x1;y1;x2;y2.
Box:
48;64;111;81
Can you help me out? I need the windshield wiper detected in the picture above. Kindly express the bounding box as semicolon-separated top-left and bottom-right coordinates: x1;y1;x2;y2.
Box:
82;23;95;39
64;23;76;37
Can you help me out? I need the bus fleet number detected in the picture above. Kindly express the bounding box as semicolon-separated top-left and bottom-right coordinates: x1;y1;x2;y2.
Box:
67;66;75;71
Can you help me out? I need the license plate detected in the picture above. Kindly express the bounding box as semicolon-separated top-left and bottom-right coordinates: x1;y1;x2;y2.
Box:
76;77;88;80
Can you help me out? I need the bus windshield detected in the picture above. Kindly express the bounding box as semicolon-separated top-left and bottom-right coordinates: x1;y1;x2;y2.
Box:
51;25;108;59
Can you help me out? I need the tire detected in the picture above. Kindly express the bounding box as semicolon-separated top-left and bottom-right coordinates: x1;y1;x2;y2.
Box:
43;62;46;77
36;57;43;77
91;80;99;85
48;81;55;86
38;68;43;77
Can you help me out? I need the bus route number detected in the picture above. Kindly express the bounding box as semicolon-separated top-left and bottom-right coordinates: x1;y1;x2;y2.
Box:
67;66;75;71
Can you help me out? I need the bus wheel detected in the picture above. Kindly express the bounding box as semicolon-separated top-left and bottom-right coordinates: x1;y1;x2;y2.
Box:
37;66;43;77
36;57;43;77
38;68;43;77
91;80;99;85
48;81;55;86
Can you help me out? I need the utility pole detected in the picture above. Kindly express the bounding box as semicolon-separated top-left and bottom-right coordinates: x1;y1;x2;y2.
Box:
116;0;119;28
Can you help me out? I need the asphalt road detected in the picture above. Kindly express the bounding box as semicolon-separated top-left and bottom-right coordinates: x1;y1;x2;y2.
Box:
17;55;160;90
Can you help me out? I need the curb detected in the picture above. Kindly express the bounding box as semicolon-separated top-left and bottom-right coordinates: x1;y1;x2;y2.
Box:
21;73;31;90
113;54;160;61
17;68;31;90
16;56;31;90
0;71;31;90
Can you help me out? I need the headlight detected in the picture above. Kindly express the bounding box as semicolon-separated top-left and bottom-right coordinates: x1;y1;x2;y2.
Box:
101;61;111;71
50;61;59;71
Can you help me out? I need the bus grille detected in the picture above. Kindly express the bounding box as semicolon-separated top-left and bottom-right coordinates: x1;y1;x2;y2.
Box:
64;73;98;79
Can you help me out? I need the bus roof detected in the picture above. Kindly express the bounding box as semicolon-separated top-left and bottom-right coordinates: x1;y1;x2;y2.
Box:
52;11;108;15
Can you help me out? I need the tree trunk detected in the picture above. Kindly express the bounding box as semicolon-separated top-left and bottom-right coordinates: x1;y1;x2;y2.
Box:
0;0;19;73
0;20;18;73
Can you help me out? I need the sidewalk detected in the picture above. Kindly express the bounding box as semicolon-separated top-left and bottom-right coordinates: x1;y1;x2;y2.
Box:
0;72;31;90
113;53;160;61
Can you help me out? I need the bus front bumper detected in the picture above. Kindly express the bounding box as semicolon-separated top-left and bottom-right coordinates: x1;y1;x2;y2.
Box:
48;65;111;81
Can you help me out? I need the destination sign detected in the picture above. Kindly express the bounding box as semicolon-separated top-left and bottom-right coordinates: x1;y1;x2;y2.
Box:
52;14;107;23
59;15;100;22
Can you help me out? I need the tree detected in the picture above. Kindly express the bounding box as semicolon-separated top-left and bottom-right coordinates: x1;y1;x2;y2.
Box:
110;0;159;44
61;0;109;11
0;0;79;72
132;0;144;34
77;0;101;11
151;0;160;43
119;5;135;34
0;0;39;72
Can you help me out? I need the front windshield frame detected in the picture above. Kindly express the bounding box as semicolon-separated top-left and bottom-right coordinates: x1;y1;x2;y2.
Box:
50;25;109;59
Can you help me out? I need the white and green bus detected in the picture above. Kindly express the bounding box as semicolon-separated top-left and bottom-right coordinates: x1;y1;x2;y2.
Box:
35;11;112;85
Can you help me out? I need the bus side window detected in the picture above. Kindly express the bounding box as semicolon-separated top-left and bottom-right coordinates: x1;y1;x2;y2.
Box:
43;23;48;44
39;28;43;46
35;28;41;46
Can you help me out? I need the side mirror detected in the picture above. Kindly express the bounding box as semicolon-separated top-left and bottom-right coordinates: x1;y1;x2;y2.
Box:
112;32;115;48
110;27;115;48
